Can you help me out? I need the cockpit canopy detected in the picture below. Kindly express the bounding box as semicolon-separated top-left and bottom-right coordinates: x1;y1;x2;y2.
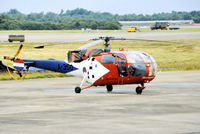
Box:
101;51;156;64
100;51;157;77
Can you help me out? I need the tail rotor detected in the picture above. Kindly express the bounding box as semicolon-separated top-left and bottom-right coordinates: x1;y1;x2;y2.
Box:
3;44;27;81
4;44;23;61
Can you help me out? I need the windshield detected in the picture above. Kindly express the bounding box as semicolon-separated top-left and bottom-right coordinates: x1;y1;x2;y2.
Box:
126;53;143;63
101;55;115;64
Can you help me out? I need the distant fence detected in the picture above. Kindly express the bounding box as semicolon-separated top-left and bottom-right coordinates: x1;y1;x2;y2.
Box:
119;20;194;28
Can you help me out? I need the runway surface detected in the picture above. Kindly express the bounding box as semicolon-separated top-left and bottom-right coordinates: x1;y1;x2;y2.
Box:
0;71;200;134
0;31;200;42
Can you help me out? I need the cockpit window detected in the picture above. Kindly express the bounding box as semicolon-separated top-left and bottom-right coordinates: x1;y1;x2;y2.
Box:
101;55;115;64
126;53;143;63
140;53;152;62
116;54;126;64
128;64;146;76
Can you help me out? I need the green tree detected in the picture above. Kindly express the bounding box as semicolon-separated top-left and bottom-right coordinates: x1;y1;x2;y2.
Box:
0;15;20;30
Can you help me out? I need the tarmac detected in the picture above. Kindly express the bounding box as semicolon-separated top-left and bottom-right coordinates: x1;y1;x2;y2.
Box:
0;71;200;134
0;31;200;42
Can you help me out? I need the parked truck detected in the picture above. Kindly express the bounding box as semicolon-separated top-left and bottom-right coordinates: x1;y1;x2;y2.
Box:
151;22;169;30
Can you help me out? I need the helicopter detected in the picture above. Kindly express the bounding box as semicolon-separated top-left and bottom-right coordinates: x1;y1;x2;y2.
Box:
4;37;158;94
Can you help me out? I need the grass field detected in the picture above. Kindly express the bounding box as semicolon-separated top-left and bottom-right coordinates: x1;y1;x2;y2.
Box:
0;72;69;81
0;38;200;80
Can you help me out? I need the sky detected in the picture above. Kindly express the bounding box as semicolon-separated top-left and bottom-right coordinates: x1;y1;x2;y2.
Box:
1;0;200;15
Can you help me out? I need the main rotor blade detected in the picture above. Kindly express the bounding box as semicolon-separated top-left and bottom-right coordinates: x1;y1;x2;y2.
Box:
34;43;66;49
77;39;104;50
34;40;89;49
14;44;23;57
93;37;200;46
122;38;200;45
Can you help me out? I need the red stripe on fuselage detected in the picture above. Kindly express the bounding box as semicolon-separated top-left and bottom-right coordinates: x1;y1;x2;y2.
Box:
14;59;24;63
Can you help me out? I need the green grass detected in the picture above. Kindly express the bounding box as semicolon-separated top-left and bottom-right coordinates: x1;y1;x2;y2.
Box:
0;38;200;80
0;72;70;81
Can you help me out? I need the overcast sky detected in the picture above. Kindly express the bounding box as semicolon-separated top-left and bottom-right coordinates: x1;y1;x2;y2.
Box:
1;0;200;15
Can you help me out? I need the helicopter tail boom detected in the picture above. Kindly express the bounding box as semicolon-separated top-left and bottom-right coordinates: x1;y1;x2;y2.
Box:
21;59;78;74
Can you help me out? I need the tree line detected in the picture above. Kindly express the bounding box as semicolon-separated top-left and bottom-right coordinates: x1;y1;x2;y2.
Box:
0;8;200;30
0;14;121;30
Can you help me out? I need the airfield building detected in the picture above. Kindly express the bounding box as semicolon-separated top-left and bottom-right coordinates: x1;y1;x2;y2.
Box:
119;20;194;28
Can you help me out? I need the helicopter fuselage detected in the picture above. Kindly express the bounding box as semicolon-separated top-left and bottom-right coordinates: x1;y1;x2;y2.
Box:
70;51;157;86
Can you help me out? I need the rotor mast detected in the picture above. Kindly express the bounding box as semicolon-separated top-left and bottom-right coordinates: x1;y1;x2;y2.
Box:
103;37;111;52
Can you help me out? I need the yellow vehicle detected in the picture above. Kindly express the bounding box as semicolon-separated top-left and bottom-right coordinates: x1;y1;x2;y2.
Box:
8;35;25;42
127;27;137;32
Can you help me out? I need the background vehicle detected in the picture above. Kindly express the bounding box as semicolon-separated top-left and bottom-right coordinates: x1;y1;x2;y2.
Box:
8;35;25;42
151;22;169;30
127;27;138;32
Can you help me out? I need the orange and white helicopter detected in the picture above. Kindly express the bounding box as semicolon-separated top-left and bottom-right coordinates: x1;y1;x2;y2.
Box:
4;37;157;94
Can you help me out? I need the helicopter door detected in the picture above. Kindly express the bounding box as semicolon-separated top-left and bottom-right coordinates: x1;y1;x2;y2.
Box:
116;54;128;84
